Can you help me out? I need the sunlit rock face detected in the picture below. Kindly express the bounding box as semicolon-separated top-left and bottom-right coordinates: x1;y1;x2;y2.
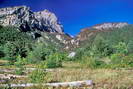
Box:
0;6;63;33
93;23;128;30
76;22;129;42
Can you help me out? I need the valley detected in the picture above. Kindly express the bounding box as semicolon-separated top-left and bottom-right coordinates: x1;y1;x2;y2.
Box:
0;6;133;89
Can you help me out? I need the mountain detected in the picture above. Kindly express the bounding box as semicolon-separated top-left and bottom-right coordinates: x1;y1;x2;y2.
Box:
0;6;131;52
0;6;75;51
0;6;63;33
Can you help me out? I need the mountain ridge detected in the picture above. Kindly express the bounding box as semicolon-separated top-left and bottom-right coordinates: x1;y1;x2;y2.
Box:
0;5;63;33
0;6;130;51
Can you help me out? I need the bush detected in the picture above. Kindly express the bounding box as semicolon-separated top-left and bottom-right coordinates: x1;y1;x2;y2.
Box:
14;55;27;75
90;35;114;57
45;52;63;68
27;43;56;63
3;42;17;61
110;53;124;64
73;48;85;61
14;55;28;67
108;53;133;68
114;42;128;54
80;56;105;69
0;26;33;62
28;69;47;83
122;54;133;67
28;62;49;83
0;46;4;58
15;67;25;75
127;40;133;53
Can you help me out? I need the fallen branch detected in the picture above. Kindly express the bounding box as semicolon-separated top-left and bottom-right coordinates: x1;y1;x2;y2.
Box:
0;74;27;79
0;80;93;88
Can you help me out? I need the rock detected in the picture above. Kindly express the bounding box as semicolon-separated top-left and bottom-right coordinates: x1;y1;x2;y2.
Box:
71;39;75;44
0;6;63;33
56;35;62;41
93;22;128;30
68;52;76;58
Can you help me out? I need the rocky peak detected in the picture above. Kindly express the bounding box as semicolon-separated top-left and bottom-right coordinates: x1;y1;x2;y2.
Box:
0;6;63;33
92;22;128;30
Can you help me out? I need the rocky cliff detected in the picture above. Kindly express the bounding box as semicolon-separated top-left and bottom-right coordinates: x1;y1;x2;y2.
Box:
92;22;128;30
0;6;63;33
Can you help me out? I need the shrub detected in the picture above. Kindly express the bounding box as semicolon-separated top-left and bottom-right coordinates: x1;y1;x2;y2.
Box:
3;42;17;61
127;40;133;53
28;69;47;83
109;53;133;68
14;55;27;75
15;67;25;75
27;43;56;63
14;55;28;67
0;26;33;62
80;56;105;69
0;46;4;58
45;52;63;68
114;42;128;54
28;62;49;83
110;53;124;64
121;54;133;67
120;54;133;68
73;48;85;61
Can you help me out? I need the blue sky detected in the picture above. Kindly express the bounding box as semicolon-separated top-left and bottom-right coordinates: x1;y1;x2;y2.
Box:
0;0;133;35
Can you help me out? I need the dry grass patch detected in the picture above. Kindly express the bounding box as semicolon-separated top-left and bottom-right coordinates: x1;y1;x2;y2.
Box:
47;68;133;88
0;60;8;63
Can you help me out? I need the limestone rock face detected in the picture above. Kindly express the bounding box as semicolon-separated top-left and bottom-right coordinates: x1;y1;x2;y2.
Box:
0;6;63;33
93;23;128;30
